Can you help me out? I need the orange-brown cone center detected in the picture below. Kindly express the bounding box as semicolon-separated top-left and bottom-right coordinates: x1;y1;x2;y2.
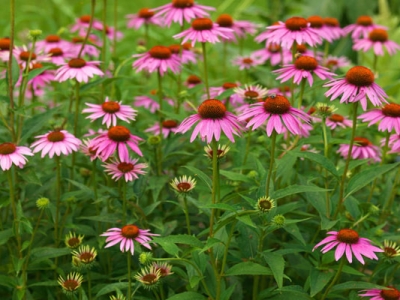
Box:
173;0;194;8
102;101;120;113
242;58;253;64
30;62;43;70
382;103;400;117
20;51;37;61
324;17;339;27
198;99;226;119
79;252;95;262
162;120;178;128
329;114;344;122
138;8;155;19
182;43;192;50
49;47;63;57
72;37;84;44
192;18;213;31
307;16;324;28
149;46;172;59
67;237;80;248
354;137;371;147
294;56;318;71
80;15;91;23
268;44;281;53
0;38;11;50
68;58;86;68
345;66;374;87
336;229;359;244
296;44;307;53
47;131;65;142
45;35;61;43
108;126;131;142
356;16;373;26
63;280;79;291
117;162;134;173
326;60;338;68
177;182;192;191
244;90;259;98
0;142;16;155
263;95;291;114
384;247;397;256
307;107;316;115
168;44;181;54
285;17;308;31
187;75;201;85
279;86;291;92
380;288;400;300
368;28;388;42
216;14;233;28
223;82;238;89
121;225;140;238
150;89;157;95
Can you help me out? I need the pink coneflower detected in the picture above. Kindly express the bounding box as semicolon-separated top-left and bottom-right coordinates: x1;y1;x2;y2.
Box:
337;137;381;162
313;228;383;264
31;129;81;158
353;28;400;56
268;86;293;98
81;139;101;161
71;15;103;37
205;82;244;108
234;84;269;102
0;142;33;171
90;125;143;161
322;55;350;71
387;134;400;154
83;97;137;128
132;45;181;75
47;47;75;65
232;55;263;70
36;35;71;53
238;95;311;136
294;43;318;58
326;114;352;130
169;44;197;64
359;286;400;300
55;58;104;83
134;90;175;113
153;0;215;27
307;16;335;42
127;8;163;29
0;37;11;62
324;66;388;111
252;43;292;66
103;157;147;182
100;225;159;255
13;46;50;69
215;14;259;41
71;37;100;57
185;75;202;88
173;18;234;46
83;129;107;137
176;99;242;143
322;17;344;41
358;103;400;133
28;63;55;90
282;120;313;138
343;15;386;39
93;24;123;41
145;120;180;138
256;17;322;49
274;55;335;86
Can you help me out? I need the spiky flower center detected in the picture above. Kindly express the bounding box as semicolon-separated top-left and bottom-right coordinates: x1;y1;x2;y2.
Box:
192;18;213;31
46;35;61;43
223;82;238;89
62;279;80;291
307;107;316;115
369;28;388;42
345;66;374;87
72;37;84;44
384;247;397;257
285;17;308;31
354;137;371;147
79;252;95;262
121;225;140;238
141;274;158;285
138;8;155;19
0;143;16;155
326;60;338;67
198;99;226;119
336;229;359;244
19;51;37;61
49;47;63;57
244;90;259;98
294;56;318;71
356;15;373;26
242;58;253;64
150;89;157;95
117;162;134;173
68;58;86;68
380;288;400;300
324;17;339;27
329;114;344;122
108;126;130;142
279;86;291;92
80;15;91;23
216;14;233;28
296;44;307;53
102;101;120;113
47;131;65;142
307;16;324;28
67;237;81;248
172;0;194;8
187;75;201;84
162;120;178;128
382;103;400;117
149;46;171;59
182;43;192;50
263;95;291;114
268;44;281;53
177;182;192;191
168;44;181;54
0;38;11;50
31;62;43;70
259;199;273;210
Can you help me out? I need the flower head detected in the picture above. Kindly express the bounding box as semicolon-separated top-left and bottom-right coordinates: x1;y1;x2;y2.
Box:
145;120;180;138
31;130;81;158
103;157;147;182
323;55;351;71
13;45;50;69
71;245;97;268
207;82;244;108
338;137;381;162
359;103;400;134
353;28;400;56
313;229;384;264
185;75;202;88
234;84;269;102
252;43;292;66
359;286;400;300
0;142;33;171
134;265;162;289
256;196;276;213
326;114;353;130
100;225;159;255
216;14;259;40
324;66;388;110
134;90;175;113
232;55;263;70
169;43;197;64
55;58;104;83
170;175;196;193
204;144;230;159
36;34;71;53
343;15;386;39
381;240;400;261
152;262;173;277
127;8;163;30
65;232;85;249
58;272;83;295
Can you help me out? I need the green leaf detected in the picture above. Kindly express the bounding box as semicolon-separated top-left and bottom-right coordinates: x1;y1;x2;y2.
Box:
31;247;71;260
262;252;285;288
215;89;235;100
272;185;330;200
330;281;387;292
0;228;14;245
219;170;251;182
200;203;237;211
28;280;58;287
153;235;203;248
96;282;130;297
151;238;180;256
345;162;400;198
200;237;222;253
309;269;334;297
283;224;306;245
79;214;120;223
166;292;206;300
6;55;20;87
289;151;339;177
148;175;169;201
27;66;52;81
0;275;16;288
225;262;272;276
183;165;212;190
236;214;257;228
23;169;42;186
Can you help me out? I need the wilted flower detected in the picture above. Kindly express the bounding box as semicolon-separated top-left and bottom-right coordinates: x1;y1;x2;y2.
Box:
65;232;85;249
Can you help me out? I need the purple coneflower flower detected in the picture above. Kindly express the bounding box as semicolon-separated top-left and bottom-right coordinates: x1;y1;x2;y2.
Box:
31;130;81;158
153;0;215;27
83;97;137;128
55;58;104;83
337;137;381;162
93;23;123;41
313;228;383;264
132;45;181;76
322;55;350;72
205;82;243;106
387;134;400;154
173;18;234;46
28;63;55;90
13;46;50;69
234;84;269;102
274;55;336;86
176;99;242;143
169;44;197;64
324;66;388;111
35;35;71;53
0;38;11;62
70;15;103;37
100;225;159;255
127;8;163;29
47;47;75;65
0;142;33;171
252;43;292;66
103;157;147;182
232;55;263;70
359;286;400;300
134;90;175;113
307;16;336;42
323;17;344;41
238;94;311;136
326;114;352;130
215;14;259;41
185;75;202;88
353;28;400;56
358;103;400;134
81;139;101;161
145;120;180;138
268;86;293;98
343;15;386;39
71;37;100;57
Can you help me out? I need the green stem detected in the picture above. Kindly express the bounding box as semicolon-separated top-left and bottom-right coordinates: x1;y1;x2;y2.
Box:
92;160;98;202
113;0;117;56
8;169;22;258
297;78;306;109
323;41;330;60
209;139;219;237
252;229;266;300
223;41;227;78
321;117;330;218
101;0;107;100
70;81;80;189
373;54;378;74
175;22;185;114
182;195;191;235
382;167;400;215
122;180;127;224
78;0;96;58
290;45;297;105
127;253;132;300
55;157;61;249
157;70;163;176
8;0;16;142
201;43;210;99
241;130;252;172
266;131;277;196
320;258;345;300
87;270;92;300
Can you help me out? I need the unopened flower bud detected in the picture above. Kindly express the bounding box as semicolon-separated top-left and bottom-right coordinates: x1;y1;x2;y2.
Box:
139;252;153;265
136;45;147;54
272;214;285;227
147;135;161;146
36;197;50;210
29;29;42;39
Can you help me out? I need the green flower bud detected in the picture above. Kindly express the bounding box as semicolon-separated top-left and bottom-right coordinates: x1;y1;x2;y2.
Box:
272;214;285;227
139;252;153;265
136;45;147;54
29;29;42;39
36;197;50;210
147;135;161;146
